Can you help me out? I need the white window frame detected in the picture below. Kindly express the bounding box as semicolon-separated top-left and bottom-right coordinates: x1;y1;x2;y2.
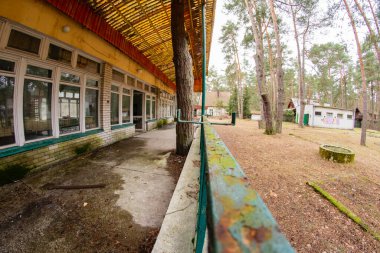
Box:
0;54;20;149
57;68;82;136
22;59;56;144
84;75;101;130
111;83;121;126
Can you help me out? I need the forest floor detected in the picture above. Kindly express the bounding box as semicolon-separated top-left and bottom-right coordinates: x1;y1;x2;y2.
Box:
213;119;380;253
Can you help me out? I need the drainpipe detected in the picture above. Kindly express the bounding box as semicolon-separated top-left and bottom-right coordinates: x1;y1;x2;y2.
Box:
196;0;207;252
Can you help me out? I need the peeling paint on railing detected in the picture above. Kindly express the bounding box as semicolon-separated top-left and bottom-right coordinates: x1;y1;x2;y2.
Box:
203;124;295;253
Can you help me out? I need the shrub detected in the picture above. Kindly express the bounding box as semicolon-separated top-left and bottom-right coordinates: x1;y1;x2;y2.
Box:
0;164;30;186
157;119;164;128
163;118;168;125
74;142;92;155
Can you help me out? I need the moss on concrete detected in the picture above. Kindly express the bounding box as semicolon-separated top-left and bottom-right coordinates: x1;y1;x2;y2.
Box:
319;144;355;163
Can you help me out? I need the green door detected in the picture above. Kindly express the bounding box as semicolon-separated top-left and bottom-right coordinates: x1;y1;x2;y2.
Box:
304;114;309;125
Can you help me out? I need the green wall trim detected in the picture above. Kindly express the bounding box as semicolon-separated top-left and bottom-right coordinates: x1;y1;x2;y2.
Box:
111;123;134;130
0;129;103;159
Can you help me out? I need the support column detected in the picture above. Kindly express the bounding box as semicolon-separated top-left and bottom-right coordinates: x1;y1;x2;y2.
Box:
100;63;112;132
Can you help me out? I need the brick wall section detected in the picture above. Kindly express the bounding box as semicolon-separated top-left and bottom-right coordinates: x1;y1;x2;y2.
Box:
0;126;135;171
100;62;112;132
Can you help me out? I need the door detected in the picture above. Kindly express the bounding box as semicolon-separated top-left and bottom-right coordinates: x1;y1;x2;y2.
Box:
133;90;144;130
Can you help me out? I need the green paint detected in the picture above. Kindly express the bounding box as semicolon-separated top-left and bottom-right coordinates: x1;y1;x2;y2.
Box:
0;129;103;158
307;181;380;241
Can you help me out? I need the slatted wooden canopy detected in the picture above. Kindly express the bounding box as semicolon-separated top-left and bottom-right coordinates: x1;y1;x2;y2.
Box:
46;0;216;92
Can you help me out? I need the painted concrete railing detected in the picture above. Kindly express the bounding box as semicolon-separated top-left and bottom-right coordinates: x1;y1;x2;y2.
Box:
197;122;295;252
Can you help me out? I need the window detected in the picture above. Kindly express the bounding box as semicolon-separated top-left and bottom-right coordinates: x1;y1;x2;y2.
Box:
315;111;322;116
59;84;80;134
85;79;99;129
337;113;343;119
122;89;131;123
136;80;143;89
0;59;15;72
77;55;100;74
152;96;156;119
145;84;150;92
112;69;124;83
0;75;15;146
327;112;333;117
61;72;80;84
23;79;53;141
26;65;52;78
151;87;157;94
7;29;41;54
347;114;353;119
127;76;135;86
146;95;151;120
48;44;72;64
111;85;119;125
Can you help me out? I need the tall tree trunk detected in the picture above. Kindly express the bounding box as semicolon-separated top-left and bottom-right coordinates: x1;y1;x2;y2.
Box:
171;0;194;155
370;82;375;129
265;29;277;115
232;40;243;119
269;0;285;133
245;0;274;134
290;5;305;127
368;0;380;36
354;0;380;64
343;0;368;146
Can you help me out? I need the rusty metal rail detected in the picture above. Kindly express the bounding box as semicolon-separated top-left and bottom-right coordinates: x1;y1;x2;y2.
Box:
199;122;295;252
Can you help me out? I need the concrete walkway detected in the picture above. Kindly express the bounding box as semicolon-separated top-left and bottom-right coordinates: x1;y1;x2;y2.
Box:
0;125;179;253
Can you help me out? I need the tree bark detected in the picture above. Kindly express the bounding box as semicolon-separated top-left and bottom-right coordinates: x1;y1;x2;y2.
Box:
245;0;274;134
269;0;284;133
265;28;277;115
367;0;380;36
171;0;194;155
343;0;368;146
354;0;380;65
290;4;305;128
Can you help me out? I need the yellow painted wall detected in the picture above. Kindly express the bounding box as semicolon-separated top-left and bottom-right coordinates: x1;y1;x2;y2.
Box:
0;0;174;94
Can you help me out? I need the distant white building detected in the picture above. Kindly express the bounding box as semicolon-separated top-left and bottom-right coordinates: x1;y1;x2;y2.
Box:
195;91;230;116
289;98;355;130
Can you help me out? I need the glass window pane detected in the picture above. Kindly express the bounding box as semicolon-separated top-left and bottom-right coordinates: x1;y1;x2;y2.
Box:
123;88;130;95
111;85;119;92
112;69;124;82
136;81;143;89
122;95;130;123
145;84;150;92
23;79;52;140
48;44;72;64
7;30;41;54
0;76;15;146
85;89;99;129
59;85;80;134
127;76;135;86
77;55;100;74
111;93;119;125
86;79;98;88
26;65;52;78
146;97;151;120
152;100;156;119
0;59;15;72
60;72;80;84
151;87;157;94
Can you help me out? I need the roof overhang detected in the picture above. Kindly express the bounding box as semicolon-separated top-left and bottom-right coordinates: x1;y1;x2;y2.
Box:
45;0;216;92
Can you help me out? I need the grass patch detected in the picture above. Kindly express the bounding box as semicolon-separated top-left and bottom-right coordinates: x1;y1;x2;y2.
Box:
0;164;31;186
74;142;92;155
